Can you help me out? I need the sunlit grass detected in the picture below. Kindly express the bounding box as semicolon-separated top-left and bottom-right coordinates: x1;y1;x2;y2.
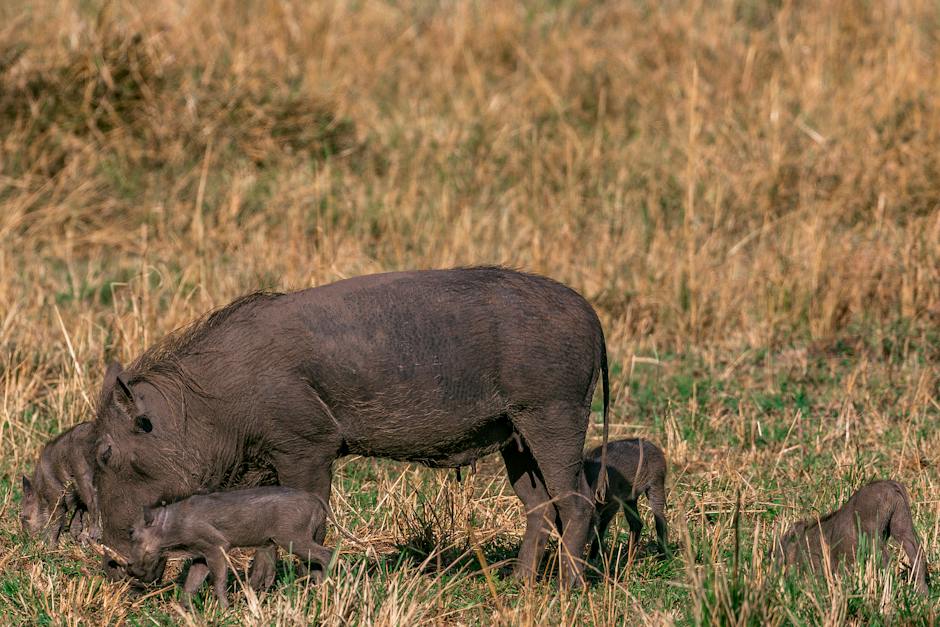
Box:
1;0;938;623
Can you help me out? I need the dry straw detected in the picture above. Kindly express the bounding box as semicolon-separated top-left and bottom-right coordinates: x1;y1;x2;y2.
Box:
0;0;938;623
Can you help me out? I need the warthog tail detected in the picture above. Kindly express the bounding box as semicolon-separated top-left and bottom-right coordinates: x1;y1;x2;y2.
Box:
594;336;610;502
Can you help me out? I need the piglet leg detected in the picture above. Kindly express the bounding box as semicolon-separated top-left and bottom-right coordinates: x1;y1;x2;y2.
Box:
623;500;643;554
204;546;230;610
280;540;334;584
181;559;211;609
647;482;669;557
890;516;929;595
589;502;618;561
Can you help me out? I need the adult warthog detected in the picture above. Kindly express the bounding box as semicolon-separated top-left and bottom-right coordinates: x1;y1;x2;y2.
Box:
94;267;610;587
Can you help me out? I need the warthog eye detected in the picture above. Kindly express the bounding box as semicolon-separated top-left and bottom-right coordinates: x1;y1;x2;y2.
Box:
134;415;153;433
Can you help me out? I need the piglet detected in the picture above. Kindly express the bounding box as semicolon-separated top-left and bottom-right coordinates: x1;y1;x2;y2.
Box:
20;421;99;545
128;486;334;609
583;437;668;559
774;480;929;595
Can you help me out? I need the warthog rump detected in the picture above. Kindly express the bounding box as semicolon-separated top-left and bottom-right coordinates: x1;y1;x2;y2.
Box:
94;267;609;586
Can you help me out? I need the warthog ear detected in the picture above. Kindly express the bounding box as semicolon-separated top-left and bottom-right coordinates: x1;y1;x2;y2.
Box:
21;476;32;498
115;372;133;404
100;361;124;404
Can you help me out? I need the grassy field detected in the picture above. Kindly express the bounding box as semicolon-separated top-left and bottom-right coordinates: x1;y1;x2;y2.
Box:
1;0;939;624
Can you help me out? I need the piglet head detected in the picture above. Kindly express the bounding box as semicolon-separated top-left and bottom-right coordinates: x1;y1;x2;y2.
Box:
127;506;169;584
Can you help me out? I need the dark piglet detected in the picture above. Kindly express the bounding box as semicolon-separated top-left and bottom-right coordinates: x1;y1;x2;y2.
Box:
95;267;610;589
21;421;100;545
128;487;333;609
583;438;668;559
774;480;929;595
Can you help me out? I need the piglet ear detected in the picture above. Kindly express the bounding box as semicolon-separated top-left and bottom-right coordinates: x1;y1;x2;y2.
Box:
22;476;32;498
143;507;166;529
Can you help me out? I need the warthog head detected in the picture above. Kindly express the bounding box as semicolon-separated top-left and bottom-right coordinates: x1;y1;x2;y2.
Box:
94;361;201;581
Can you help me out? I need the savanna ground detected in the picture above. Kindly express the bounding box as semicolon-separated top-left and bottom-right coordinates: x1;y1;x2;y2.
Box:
1;0;939;624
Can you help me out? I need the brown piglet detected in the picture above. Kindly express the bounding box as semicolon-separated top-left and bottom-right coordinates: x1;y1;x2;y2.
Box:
583;438;668;559
774;480;929;595
21;421;99;545
128;486;334;609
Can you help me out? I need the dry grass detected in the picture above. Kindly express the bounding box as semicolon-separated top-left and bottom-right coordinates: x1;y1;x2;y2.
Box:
1;0;938;624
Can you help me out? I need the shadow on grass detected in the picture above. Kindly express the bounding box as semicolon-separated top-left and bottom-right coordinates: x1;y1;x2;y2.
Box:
140;531;684;609
377;531;519;579
584;539;681;584
381;529;682;588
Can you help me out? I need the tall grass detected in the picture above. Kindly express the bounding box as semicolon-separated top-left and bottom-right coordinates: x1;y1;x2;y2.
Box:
0;0;938;624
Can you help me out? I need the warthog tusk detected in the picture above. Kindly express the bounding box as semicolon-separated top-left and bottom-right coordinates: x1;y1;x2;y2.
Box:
88;541;129;567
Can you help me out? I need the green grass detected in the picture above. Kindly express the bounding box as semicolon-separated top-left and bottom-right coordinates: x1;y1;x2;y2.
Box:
4;332;938;624
2;0;940;623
